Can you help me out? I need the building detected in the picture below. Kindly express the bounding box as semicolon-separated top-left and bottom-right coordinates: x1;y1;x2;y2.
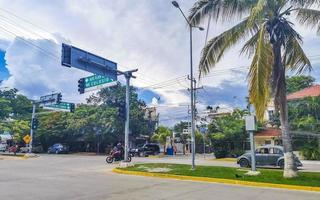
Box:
287;85;320;101
254;128;282;147
264;84;320;122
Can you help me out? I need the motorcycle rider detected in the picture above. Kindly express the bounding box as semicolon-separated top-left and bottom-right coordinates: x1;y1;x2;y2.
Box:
112;143;124;161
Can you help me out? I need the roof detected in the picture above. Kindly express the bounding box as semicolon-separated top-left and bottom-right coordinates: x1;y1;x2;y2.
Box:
287;85;320;101
255;129;281;137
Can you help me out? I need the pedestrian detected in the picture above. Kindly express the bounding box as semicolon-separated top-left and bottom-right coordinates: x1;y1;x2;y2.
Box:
86;143;90;152
173;145;177;155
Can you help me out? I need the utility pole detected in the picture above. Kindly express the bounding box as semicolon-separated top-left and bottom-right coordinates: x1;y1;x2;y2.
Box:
29;102;36;153
123;70;137;162
172;0;204;170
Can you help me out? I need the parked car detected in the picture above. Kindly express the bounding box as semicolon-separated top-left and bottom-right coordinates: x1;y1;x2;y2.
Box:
237;145;302;169
130;143;160;157
47;143;69;154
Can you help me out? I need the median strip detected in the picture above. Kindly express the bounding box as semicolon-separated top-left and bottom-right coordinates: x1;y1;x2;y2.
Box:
113;163;320;193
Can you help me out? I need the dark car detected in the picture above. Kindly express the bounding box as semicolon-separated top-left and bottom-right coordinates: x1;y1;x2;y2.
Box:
237;145;302;169
130;143;160;157
47;143;69;154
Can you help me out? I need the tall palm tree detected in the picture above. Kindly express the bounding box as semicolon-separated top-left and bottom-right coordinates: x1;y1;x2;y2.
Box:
188;0;319;178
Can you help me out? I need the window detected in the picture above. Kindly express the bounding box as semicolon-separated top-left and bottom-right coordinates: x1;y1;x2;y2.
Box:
256;148;269;154
265;140;272;145
270;148;283;155
268;110;274;121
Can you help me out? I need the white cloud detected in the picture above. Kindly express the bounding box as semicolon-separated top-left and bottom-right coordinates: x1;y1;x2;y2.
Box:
0;0;319;126
2;36;91;102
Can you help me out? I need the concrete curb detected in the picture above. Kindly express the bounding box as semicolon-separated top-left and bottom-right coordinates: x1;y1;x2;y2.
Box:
113;168;320;193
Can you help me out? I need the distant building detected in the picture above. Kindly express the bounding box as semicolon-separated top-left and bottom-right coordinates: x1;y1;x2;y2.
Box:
254;128;282;147
287;84;320;101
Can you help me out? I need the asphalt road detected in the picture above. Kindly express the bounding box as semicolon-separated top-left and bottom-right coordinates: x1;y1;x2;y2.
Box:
0;154;319;200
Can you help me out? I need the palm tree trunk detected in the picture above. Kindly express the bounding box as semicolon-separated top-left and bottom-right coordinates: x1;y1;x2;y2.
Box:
273;43;298;178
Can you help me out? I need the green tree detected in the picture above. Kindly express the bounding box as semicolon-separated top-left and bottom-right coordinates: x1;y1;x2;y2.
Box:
188;0;318;178
286;75;315;94
0;98;12;120
87;83;149;139
152;126;172;151
207;110;247;158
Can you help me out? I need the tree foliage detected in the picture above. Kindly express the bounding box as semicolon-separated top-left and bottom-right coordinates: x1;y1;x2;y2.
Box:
286;75;315;94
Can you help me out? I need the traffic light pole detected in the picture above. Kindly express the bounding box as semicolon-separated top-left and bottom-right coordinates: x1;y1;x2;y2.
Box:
124;74;130;162
122;69;137;162
29;102;36;153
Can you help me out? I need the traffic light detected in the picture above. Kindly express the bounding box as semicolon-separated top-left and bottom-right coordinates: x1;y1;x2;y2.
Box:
57;93;62;104
70;103;75;113
78;78;85;94
118;103;126;120
31;118;39;130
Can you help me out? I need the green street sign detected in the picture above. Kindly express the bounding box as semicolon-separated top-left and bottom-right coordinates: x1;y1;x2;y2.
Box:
84;75;115;89
43;102;75;112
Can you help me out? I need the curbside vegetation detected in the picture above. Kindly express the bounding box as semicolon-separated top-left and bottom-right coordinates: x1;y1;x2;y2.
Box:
113;167;320;193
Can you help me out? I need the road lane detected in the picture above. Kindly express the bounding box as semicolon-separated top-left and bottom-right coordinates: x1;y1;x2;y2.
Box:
0;155;319;200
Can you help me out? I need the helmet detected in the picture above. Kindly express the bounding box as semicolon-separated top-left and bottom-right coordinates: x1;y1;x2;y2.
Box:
117;143;122;147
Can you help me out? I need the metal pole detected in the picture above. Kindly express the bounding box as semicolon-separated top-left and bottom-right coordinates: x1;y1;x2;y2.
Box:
29;103;36;153
124;74;130;162
250;131;256;171
190;25;196;170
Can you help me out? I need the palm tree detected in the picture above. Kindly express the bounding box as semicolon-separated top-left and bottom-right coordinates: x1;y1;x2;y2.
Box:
188;0;319;178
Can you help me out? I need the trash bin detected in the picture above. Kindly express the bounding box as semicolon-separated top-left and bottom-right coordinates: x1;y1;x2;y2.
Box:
166;148;173;155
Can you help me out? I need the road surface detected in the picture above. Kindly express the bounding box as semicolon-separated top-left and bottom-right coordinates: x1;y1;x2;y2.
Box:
0;154;319;200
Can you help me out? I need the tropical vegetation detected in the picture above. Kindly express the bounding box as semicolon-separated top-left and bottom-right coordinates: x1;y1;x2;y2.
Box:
188;0;320;178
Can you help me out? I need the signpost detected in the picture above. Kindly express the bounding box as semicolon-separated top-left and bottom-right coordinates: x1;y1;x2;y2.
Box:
79;74;117;93
245;115;257;172
43;102;75;112
29;92;64;153
61;43;137;162
23;134;31;144
61;43;117;80
39;93;62;106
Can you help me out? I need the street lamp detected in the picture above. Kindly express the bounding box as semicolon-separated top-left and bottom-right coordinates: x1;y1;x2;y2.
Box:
172;1;204;170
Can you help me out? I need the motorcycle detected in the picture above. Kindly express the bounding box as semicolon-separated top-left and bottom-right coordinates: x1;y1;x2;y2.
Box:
106;149;132;164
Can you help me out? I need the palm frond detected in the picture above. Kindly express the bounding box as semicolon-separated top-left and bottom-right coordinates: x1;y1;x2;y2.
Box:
248;0;267;27
297;8;320;35
240;31;259;58
290;0;320;7
284;34;312;74
199;18;258;75
188;0;257;26
248;24;273;121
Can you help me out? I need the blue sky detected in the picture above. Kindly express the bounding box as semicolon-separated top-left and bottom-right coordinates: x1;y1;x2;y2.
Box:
0;50;9;81
0;0;320;126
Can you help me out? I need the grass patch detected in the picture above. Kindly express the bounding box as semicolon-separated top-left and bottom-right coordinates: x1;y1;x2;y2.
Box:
122;163;320;187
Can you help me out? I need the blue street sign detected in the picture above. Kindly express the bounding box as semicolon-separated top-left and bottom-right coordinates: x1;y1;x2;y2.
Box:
61;43;117;81
200;127;207;134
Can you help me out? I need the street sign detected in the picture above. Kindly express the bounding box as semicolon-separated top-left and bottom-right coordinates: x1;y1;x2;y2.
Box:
199;127;207;134
39;93;62;106
61;43;117;80
43;102;75;112
23;134;31;144
82;74;117;93
245;115;257;131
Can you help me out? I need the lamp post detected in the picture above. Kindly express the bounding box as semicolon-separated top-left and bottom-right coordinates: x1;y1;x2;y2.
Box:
172;1;204;170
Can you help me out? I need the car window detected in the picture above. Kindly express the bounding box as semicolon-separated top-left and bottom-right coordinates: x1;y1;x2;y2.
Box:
270;148;283;154
256;148;269;154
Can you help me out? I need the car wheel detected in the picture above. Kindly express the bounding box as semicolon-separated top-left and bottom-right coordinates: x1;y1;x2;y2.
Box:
278;160;284;169
55;150;59;154
239;159;250;168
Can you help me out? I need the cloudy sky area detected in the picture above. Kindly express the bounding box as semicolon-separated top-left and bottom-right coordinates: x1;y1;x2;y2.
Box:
0;0;320;126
